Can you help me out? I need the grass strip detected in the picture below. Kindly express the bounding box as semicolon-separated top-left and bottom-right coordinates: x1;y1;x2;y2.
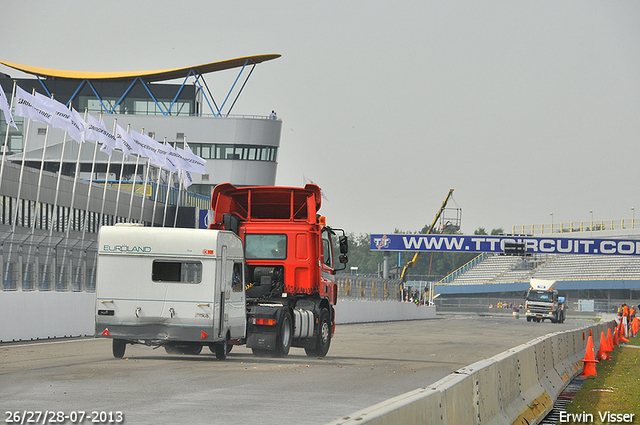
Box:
564;332;640;424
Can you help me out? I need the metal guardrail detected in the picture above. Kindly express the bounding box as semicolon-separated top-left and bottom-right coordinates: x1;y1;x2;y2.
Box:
440;252;487;283
513;218;639;235
336;275;403;302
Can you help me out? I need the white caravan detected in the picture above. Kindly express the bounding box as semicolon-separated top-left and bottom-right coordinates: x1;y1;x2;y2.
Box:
95;224;246;359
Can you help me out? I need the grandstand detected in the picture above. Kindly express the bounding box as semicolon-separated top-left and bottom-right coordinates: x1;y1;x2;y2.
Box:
443;253;640;284
435;227;640;313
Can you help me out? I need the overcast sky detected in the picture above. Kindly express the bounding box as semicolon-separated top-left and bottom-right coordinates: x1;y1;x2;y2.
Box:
1;1;639;236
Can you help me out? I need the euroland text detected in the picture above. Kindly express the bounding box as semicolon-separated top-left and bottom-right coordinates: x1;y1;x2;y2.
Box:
559;410;636;423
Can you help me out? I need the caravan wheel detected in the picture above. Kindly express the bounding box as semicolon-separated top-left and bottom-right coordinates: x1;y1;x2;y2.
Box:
112;340;126;358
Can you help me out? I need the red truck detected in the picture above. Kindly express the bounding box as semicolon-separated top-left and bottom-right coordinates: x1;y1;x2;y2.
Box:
209;183;348;357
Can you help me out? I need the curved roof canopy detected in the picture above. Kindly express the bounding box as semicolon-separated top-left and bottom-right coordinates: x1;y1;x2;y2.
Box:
0;54;280;82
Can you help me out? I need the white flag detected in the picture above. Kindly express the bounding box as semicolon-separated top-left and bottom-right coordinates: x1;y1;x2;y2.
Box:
14;86;54;125
69;108;87;143
33;92;86;143
159;142;178;173
85;113;116;155
0;84;17;129
181;169;194;188
178;142;206;174
130;129;164;166
114;124;138;155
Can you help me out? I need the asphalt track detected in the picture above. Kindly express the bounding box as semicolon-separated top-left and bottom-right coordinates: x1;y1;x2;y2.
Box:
0;314;591;425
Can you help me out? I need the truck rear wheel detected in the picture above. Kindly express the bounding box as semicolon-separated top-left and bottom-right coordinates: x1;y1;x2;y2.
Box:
112;339;126;358
275;310;292;357
305;308;331;358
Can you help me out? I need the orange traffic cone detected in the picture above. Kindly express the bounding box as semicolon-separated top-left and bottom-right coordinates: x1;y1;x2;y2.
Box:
613;325;619;347
607;328;614;352
597;331;610;361
580;335;598;377
632;317;639;337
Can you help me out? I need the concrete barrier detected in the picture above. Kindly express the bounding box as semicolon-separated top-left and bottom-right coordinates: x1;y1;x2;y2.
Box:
0;291;95;342
1;291;436;342
326;321;610;425
335;300;436;324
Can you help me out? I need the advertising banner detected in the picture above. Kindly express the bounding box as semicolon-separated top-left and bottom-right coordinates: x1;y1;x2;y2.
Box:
370;234;640;256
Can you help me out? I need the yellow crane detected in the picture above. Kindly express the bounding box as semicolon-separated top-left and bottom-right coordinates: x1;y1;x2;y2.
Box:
399;189;459;282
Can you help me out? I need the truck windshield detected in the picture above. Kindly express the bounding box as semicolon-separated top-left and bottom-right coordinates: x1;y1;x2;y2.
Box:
245;234;287;260
527;291;554;302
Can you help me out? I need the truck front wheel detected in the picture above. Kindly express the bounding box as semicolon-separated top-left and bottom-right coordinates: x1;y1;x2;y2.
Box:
305;308;331;358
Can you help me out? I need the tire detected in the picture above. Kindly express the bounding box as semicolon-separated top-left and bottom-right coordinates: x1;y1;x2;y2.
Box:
211;344;233;355
526;317;532;322
275;310;292;357
305;308;331;358
165;345;181;355
215;335;229;360
183;345;202;355
112;339;126;358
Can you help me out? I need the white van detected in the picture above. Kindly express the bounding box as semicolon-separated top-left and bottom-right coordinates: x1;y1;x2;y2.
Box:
95;224;246;359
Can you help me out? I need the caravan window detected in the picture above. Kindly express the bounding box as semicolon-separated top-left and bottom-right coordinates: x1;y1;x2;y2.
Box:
152;260;202;284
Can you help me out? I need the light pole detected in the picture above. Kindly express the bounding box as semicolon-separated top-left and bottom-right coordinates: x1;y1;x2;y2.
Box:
590;210;593;231
550;212;553;233
632;207;635;228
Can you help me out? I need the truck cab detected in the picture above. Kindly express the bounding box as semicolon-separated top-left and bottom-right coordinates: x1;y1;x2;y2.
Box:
525;278;565;323
210;183;348;357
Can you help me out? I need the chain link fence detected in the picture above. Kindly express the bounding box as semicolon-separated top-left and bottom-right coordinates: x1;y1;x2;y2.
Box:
1;232;97;292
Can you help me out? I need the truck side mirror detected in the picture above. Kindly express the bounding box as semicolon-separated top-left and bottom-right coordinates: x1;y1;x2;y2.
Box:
339;254;348;264
339;235;349;254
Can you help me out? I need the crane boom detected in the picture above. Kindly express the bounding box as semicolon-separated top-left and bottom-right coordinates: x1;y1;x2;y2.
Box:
400;189;455;282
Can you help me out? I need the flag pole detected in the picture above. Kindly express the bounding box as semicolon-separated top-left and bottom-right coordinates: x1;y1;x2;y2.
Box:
113;123;131;223
173;140;184;229
6;88;35;290
173;170;182;228
10;88;37;234
81;111;102;237
127;128;143;222
151;165;163;227
163;170;173;227
0;81;17;193
42;121;71;291
139;155;152;224
99;118;117;227
58;106;86;290
162;140;174;227
151;137;167;227
23;95;55;289
75;110;102;288
1;81;19;288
